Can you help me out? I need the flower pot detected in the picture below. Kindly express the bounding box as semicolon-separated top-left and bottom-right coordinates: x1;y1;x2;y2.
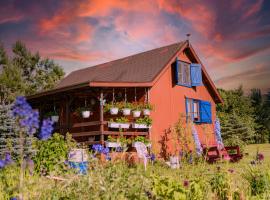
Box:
110;107;119;115
108;122;130;129
122;108;131;116
82;111;91;118
105;141;121;148
68;149;89;162
132;110;141;118
169;156;180;169
132;123;151;129
51;115;59;122
143;109;151;116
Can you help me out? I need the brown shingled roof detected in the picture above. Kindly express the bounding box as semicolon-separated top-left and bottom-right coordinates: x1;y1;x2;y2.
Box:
56;42;185;89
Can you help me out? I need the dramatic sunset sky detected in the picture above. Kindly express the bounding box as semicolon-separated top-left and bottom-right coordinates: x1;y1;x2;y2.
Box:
0;0;270;93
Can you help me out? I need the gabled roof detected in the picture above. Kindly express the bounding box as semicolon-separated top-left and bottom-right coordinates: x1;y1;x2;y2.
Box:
56;42;185;89
28;41;223;103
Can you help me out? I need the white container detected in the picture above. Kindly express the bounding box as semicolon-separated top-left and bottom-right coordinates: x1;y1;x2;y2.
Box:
68;149;88;162
132;142;151;148
143;109;150;116
132;110;141;118
110;107;119;115
82;111;91;118
108;122;130;129
105;141;121;148
132;123;151;129
51;115;59;122
169;156;180;169
122;108;131;116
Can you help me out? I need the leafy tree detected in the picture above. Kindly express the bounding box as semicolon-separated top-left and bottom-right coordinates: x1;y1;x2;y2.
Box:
217;86;256;145
0;41;65;103
249;88;269;143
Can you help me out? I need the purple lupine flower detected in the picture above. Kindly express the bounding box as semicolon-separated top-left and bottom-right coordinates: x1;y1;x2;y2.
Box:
11;96;40;135
0;160;5;168
183;180;189;187
115;147;123;152
92;144;103;153
150;153;156;161
105;155;111;161
4;153;12;164
10;197;17;200
102;147;109;155
39;118;54;140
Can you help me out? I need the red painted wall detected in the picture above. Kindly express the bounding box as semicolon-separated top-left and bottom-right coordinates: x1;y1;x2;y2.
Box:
149;49;217;157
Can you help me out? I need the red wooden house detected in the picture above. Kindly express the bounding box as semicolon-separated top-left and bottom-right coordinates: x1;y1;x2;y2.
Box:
28;40;223;156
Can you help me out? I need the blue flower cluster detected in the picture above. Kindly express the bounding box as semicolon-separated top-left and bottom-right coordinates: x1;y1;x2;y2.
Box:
191;125;203;155
0;153;13;169
39;118;54;140
92;144;111;160
11;96;39;135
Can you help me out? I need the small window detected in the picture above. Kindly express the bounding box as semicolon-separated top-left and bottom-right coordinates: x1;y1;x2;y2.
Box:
185;98;212;123
176;61;191;86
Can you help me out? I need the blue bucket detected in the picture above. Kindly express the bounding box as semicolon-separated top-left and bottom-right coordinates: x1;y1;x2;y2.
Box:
69;161;88;175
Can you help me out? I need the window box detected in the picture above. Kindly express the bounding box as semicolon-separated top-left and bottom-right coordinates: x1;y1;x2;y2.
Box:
132;123;151;129
105;141;122;148
108;122;130;129
132;142;151;148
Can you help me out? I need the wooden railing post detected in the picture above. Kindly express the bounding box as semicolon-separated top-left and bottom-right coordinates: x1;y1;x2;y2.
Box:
100;89;104;145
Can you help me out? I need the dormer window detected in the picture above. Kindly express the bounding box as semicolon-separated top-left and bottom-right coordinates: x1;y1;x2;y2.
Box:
175;60;202;87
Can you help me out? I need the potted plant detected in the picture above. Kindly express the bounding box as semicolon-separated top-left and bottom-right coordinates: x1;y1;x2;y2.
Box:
132;102;142;118
142;103;154;116
108;117;130;129
132;136;151;148
121;102;132;116
45;111;59;122
104;102;119;115
76;107;91;118
132;116;152;129
105;136;122;148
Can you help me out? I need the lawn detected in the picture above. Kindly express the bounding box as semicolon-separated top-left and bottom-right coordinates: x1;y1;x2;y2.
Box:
0;144;270;200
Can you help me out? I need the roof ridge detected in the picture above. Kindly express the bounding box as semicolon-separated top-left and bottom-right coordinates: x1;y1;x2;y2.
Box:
71;41;184;73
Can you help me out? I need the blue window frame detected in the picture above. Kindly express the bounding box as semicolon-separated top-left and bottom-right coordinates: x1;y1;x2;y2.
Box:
185;98;212;124
175;59;203;87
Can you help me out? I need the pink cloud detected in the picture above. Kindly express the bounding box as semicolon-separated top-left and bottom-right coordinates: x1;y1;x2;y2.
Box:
242;0;264;20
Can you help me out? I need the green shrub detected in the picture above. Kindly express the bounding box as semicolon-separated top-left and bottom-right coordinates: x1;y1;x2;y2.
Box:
151;175;187;200
33;133;76;175
243;166;270;196
210;172;231;200
187;178;209;200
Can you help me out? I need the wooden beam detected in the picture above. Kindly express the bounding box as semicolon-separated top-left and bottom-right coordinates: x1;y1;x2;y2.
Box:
103;131;148;136
80;141;101;145
100;89;104;144
72;121;106;128
72;131;101;137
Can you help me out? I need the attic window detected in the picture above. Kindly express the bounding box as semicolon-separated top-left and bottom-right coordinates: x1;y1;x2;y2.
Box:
175;60;202;87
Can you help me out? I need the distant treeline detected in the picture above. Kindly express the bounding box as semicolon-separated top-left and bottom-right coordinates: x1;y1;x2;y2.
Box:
217;86;270;147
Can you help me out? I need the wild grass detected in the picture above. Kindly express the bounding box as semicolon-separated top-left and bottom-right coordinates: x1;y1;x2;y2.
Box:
0;144;269;200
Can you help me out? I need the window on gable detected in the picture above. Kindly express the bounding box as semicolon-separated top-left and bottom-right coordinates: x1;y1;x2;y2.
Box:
175;60;203;87
185;98;212;124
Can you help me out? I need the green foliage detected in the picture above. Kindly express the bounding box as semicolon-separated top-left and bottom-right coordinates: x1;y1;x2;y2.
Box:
104;102;120;113
217;87;256;145
133;136;150;145
187;178;209;200
151;175;187;200
110;117;129;123
33;133;76;175
143;103;154;110
242;166;270;196
0;41;64;104
135;116;152;126
210;172;231;200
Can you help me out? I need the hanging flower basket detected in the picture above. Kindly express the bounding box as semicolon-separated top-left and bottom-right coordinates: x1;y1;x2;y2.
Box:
51;115;59;122
143;109;151;116
110;107;119;115
82;110;91;118
122;108;131;116
132;110;141;118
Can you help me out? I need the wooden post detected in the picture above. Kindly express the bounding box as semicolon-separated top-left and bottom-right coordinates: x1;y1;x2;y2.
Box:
100;89;104;145
65;95;70;133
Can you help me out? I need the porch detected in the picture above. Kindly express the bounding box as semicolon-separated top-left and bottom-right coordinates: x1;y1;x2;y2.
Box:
29;86;151;146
